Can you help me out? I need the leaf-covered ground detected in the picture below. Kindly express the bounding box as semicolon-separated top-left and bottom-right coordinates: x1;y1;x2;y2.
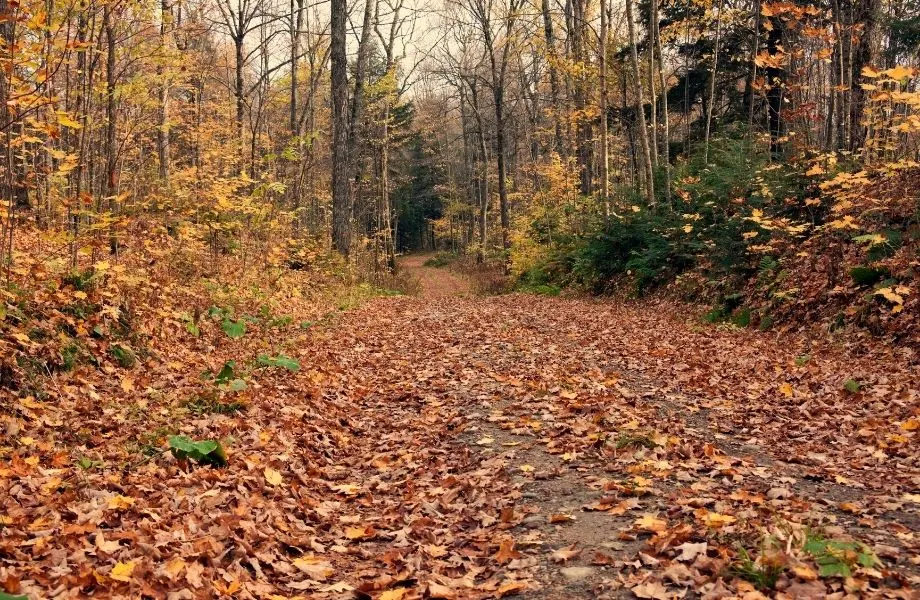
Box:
2;255;918;599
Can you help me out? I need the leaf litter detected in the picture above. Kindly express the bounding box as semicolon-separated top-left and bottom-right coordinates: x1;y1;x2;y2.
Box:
1;259;917;599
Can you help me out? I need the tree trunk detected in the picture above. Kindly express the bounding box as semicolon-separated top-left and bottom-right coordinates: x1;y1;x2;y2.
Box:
157;0;170;183
541;0;562;152
234;36;245;168
625;0;655;204
331;0;351;255
652;0;670;202
703;0;723;164
599;0;609;215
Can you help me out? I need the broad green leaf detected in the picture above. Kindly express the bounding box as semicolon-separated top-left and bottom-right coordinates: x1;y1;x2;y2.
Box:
256;354;300;371
222;318;246;339
167;435;227;467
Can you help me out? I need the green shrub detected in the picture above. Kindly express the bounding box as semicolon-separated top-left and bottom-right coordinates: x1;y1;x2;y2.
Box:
849;266;889;286
110;344;136;368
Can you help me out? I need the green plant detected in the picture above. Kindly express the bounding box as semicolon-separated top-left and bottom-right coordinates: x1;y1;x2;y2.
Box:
424;253;455;268
110;344;136;368
62;268;96;291
731;546;783;590
803;533;879;577
59;341;83;371
76;456;103;470
794;354;811;367
731;308;751;327
167;435;228;467
221;317;246;339
203;361;247;391
843;379;861;393
704;306;726;323
849;266;889;286
255;354;300;371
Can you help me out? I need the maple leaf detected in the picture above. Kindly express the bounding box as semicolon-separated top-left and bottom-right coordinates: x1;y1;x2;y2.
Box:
107;495;135;510
675;541;708;562
379;589;408;600
548;513;575;523
293;556;334;581
331;483;361;495
700;511;737;528
494;538;522;564
94;532;121;554
634;514;668;532
110;561;136;582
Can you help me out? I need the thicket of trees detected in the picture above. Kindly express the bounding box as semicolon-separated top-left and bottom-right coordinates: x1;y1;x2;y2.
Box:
0;0;917;311
0;0;429;275
421;0;918;284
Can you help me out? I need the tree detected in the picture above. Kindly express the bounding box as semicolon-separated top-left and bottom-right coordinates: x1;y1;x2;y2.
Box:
331;0;351;255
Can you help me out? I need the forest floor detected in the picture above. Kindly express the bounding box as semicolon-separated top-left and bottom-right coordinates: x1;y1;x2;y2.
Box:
2;253;918;599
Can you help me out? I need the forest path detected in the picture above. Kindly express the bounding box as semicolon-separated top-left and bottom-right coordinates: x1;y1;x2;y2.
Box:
312;283;919;598
398;253;473;298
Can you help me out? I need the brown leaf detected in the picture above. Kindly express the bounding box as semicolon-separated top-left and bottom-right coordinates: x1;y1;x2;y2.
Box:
550;544;581;564
494;538;522;564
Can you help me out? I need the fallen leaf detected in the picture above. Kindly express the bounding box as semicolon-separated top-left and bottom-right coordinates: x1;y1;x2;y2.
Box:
634;514;668;532
264;467;284;486
110;561;136;583
494;538;522;564
550;544;581;563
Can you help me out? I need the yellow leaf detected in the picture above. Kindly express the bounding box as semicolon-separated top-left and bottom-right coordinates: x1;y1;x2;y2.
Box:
379;590;408;600
345;526;371;540
883;65;915;81
519;464;534;473
164;557;186;579
901;418;919;431
701;511;737;527
683;224;694;233
108;495;135;510
779;383;794;398
56;111;83;129
875;287;904;306
264;467;284;486
634;514;668;532
120;376;134;393
110;560;136;582
792;564;818;580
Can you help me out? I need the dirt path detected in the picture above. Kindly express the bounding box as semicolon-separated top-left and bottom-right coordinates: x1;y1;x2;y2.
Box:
302;261;918;598
399;253;472;298
6;258;917;599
